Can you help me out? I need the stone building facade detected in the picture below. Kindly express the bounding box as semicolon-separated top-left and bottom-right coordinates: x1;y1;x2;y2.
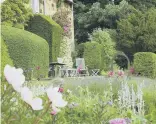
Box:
30;0;74;67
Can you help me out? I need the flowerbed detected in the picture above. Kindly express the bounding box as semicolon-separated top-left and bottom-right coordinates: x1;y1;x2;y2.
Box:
1;65;156;124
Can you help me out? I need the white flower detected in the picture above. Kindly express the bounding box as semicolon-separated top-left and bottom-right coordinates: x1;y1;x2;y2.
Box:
21;87;33;104
4;65;43;111
46;86;67;113
21;87;43;110
4;65;25;92
30;98;43;110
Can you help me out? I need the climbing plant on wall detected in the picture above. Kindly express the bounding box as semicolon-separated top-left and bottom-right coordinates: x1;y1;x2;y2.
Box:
53;9;72;38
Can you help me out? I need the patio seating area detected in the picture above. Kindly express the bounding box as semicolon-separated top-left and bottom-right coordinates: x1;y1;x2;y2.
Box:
49;58;99;78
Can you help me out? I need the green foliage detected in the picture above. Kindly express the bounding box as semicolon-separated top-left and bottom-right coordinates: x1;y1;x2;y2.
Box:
2;76;155;123
126;0;156;10
89;28;116;71
74;0;135;42
117;8;156;58
1;81;49;124
1;26;49;79
83;42;102;71
1;0;33;28
56;86;124;124
26;14;63;62
134;52;156;78
1;38;14;81
144;89;156;123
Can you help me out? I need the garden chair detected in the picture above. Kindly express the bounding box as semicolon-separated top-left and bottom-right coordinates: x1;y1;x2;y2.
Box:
76;58;89;77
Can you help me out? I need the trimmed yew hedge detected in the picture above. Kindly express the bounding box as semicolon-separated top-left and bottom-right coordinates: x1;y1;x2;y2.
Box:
1;26;49;79
26;14;63;62
134;52;156;78
83;42;102;71
1;38;14;81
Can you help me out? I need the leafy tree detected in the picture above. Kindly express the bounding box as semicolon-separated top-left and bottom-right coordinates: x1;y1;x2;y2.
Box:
1;0;33;29
117;8;156;60
89;28;116;70
74;0;135;43
126;0;156;10
89;28;116;57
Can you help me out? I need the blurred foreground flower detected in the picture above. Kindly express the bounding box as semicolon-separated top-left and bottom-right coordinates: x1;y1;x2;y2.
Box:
58;87;64;93
51;110;57;115
4;64;43;110
47;87;67;114
4;64;25;92
21;87;43;110
109;118;127;124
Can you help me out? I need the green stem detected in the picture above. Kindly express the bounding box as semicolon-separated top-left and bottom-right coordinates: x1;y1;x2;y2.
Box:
33;101;51;124
52;115;57;124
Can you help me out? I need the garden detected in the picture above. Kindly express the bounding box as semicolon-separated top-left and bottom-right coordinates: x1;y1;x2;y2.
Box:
1;0;156;124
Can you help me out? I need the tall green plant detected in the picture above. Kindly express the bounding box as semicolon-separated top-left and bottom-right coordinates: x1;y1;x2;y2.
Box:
89;28;116;71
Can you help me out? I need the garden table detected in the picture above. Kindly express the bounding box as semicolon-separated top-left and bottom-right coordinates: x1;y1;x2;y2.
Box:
91;69;100;76
49;62;66;77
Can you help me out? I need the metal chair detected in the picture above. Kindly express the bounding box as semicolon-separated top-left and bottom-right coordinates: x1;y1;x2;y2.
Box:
76;58;89;77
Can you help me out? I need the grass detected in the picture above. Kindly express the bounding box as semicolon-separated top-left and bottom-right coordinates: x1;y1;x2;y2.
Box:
26;76;156;96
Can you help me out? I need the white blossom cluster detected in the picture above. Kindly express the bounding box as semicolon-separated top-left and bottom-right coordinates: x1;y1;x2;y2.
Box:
118;82;145;115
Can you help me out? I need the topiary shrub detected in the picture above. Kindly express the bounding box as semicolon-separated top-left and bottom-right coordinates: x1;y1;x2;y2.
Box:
83;42;102;72
26;14;63;62
134;52;156;78
1;38;14;81
1;26;49;79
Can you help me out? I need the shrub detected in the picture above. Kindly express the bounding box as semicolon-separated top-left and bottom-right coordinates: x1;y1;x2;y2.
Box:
26;14;63;62
1;38;14;81
1;26;49;79
89;28;116;71
134;52;156;78
83;42;102;72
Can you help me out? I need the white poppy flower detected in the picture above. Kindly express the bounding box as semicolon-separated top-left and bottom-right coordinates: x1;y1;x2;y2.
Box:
21;87;33;104
30;98;43;110
4;65;43;111
4;65;25;92
21;87;43;110
46;86;67;112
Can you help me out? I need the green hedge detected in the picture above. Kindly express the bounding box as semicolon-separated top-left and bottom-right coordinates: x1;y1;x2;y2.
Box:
83;42;102;72
26;14;63;62
1;38;14;81
77;43;85;58
134;52;156;78
1;26;49;79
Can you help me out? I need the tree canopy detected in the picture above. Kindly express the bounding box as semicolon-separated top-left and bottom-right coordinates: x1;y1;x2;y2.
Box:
1;0;32;28
74;0;156;68
117;8;156;58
